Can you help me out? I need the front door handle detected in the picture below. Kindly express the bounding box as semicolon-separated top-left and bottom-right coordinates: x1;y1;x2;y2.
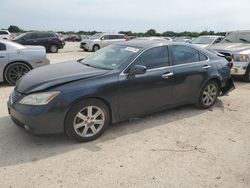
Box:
202;65;211;69
162;72;174;79
0;56;5;58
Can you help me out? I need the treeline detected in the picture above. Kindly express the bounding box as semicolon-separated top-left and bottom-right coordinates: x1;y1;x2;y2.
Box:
5;25;227;37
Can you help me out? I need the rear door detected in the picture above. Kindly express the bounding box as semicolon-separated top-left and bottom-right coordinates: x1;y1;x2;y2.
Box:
118;46;175;119
170;45;210;103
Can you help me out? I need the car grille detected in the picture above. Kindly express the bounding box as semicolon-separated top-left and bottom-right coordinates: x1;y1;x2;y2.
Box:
10;90;22;104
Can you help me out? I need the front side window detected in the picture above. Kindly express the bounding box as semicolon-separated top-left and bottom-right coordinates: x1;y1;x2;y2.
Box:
133;46;169;69
102;35;109;40
222;32;250;43
172;45;200;65
0;43;6;51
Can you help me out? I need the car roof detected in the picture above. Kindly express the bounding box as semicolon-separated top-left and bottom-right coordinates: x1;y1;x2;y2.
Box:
197;35;224;38
119;39;171;48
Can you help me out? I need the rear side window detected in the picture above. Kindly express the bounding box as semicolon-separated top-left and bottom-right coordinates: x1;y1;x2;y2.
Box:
0;31;8;35
200;53;208;61
172;45;199;65
37;32;55;38
134;46;169;69
0;43;6;51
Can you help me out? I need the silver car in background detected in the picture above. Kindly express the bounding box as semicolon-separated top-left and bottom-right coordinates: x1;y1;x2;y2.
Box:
207;31;250;81
191;35;224;48
0;40;50;85
80;33;126;52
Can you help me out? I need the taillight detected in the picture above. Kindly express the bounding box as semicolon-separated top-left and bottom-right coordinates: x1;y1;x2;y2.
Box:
227;62;233;69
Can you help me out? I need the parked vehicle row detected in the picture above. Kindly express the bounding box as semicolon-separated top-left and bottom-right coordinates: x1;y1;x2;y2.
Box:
7;40;235;142
0;39;50;85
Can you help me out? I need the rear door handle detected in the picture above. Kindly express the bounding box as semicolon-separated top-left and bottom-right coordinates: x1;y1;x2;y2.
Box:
162;72;174;79
0;56;5;58
202;65;211;69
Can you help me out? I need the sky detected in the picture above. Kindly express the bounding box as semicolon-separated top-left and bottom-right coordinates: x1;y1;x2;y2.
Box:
1;0;250;33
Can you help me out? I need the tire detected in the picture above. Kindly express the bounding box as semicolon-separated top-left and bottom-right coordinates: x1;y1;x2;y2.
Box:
65;99;110;142
4;62;31;85
49;45;58;53
92;45;100;52
242;66;250;82
197;80;219;109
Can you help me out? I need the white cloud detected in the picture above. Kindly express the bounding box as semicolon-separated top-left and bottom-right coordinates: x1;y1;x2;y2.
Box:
0;0;250;32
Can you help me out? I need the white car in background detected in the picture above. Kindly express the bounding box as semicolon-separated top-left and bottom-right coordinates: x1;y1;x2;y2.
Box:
0;30;15;40
191;35;224;48
0;39;50;85
80;33;126;52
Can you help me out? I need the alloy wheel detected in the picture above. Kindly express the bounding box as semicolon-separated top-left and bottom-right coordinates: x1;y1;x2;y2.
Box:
202;83;218;106
6;64;30;85
73;106;105;138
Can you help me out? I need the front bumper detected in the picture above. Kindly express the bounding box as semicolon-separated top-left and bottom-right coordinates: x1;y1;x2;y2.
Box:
7;99;65;135
231;62;249;76
80;42;91;51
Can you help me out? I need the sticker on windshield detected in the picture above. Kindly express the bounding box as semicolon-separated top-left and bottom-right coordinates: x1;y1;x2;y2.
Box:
124;47;140;53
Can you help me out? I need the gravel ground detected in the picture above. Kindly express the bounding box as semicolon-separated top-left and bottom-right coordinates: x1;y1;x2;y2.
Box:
0;42;249;188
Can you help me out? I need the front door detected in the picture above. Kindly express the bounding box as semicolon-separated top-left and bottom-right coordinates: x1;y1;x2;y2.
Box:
118;46;175;120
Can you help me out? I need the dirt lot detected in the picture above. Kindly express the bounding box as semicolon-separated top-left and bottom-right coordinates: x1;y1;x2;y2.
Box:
0;42;249;188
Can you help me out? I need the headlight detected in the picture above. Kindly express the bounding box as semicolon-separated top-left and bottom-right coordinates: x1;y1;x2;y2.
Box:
19;91;60;105
233;54;250;62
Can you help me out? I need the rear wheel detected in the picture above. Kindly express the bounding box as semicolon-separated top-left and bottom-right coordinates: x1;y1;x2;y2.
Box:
65;99;110;142
197;80;219;109
4;62;31;85
49;45;58;53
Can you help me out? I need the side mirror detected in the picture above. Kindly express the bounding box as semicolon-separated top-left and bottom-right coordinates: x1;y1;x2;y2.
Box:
100;37;105;40
128;65;147;76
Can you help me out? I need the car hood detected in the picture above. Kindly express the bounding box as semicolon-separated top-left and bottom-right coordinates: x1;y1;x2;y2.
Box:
207;42;250;53
15;61;109;94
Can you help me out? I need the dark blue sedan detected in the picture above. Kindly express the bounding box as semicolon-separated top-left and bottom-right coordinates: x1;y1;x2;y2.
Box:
8;40;235;142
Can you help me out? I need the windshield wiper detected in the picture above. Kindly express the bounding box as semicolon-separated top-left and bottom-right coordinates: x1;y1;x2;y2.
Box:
239;38;250;43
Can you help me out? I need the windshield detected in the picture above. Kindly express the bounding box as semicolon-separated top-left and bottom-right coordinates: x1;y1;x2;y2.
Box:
89;33;103;40
221;32;250;43
80;45;140;70
13;33;27;40
192;36;216;44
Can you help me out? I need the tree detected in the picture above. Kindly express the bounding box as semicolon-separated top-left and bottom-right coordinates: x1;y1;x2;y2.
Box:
8;25;22;33
146;29;157;36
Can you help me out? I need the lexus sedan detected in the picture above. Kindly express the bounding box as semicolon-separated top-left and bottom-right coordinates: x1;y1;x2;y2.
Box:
8;40;235;142
0;39;50;85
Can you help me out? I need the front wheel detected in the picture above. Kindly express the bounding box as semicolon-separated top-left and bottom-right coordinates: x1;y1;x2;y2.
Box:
4;62;31;85
92;45;100;52
197;80;219;109
65;99;110;142
49;45;58;53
